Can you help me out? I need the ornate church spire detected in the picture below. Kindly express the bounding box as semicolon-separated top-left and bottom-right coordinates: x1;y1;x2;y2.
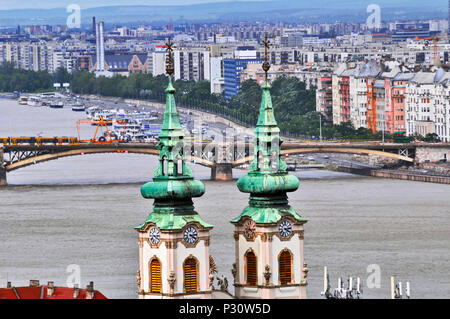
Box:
232;34;304;212
230;35;308;299
136;37;210;228
135;39;214;300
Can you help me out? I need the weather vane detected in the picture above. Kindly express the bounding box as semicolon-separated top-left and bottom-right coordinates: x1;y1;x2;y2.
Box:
262;33;275;77
165;37;175;76
261;34;271;63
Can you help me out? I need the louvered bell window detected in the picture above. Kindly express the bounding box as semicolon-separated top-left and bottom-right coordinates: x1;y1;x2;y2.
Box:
279;250;292;285
150;259;162;293
184;258;198;293
245;251;257;286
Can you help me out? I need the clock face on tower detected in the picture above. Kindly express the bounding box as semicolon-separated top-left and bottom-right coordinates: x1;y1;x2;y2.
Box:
183;226;198;244
149;227;160;245
244;219;256;239
279;219;292;238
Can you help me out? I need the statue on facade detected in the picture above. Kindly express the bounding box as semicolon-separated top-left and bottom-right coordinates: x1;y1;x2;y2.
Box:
263;265;271;286
168;271;176;293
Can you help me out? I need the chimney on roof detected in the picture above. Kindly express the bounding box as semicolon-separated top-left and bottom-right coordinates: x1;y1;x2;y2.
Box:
29;280;40;287
7;282;11;288
73;284;80;299
86;281;94;299
47;281;55;297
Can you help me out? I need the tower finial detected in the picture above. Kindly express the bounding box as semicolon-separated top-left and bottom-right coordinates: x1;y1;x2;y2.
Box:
165;37;175;76
261;33;274;82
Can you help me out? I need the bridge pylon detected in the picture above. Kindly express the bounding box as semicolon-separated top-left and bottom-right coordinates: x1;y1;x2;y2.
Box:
210;142;234;181
211;163;233;181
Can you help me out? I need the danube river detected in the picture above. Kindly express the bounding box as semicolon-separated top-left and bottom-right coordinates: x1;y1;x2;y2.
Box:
1;99;449;299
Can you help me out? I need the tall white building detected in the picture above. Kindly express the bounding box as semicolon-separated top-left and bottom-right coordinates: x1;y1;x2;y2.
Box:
210;56;223;94
406;69;450;141
173;48;210;82
149;46;167;76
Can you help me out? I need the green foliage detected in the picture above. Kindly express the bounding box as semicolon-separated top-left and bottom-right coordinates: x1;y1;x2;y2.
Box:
0;62;52;93
407;132;441;142
423;133;440;143
53;67;72;84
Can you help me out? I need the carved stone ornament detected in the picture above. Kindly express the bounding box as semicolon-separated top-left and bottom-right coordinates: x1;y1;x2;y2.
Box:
231;263;237;283
302;261;309;278
217;276;228;291
263;264;271;286
209;274;215;290
168;271;176;293
136;270;141;291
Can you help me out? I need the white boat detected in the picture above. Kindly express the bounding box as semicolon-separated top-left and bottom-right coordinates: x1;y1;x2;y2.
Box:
18;96;28;105
71;104;86;112
49;101;64;109
27;96;41;107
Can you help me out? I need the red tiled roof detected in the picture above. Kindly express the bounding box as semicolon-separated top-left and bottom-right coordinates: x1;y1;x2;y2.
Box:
0;288;18;299
0;286;107;299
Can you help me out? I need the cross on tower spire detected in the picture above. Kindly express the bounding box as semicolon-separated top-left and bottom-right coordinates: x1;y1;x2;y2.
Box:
165;37;175;76
261;34;272;82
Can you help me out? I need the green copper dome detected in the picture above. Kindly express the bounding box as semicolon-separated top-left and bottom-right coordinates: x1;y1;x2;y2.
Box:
237;81;299;195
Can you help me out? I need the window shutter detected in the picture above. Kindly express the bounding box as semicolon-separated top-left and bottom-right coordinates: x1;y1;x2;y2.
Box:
150;259;162;293
245;251;257;286
279;251;292;285
184;258;198;293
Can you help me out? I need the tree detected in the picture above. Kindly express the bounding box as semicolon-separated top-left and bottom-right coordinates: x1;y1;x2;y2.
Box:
423;133;440;143
53;67;71;84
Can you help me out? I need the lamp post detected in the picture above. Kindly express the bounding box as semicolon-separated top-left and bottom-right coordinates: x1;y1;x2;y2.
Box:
319;113;323;143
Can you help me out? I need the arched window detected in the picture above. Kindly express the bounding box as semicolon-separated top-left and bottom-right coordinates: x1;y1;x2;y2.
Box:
177;156;183;175
183;257;198;293
271;150;278;171
149;258;162;293
161;156;167;175
245;250;257;286
257;151;263;171
279;250;292;285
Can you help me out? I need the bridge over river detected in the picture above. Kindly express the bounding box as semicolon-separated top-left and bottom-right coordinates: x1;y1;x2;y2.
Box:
1;140;449;185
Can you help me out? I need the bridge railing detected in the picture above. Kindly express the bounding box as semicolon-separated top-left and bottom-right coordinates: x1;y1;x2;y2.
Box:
0;137;79;146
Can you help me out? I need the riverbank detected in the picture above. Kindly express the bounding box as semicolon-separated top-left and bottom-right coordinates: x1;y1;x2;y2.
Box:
335;166;450;185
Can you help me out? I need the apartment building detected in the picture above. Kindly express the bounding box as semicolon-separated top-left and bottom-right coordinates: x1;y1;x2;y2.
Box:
316;75;333;122
406;69;450;141
0;41;78;74
173;48;210;82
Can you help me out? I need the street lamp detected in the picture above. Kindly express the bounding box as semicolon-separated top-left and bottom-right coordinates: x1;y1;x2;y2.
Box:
319;113;323;143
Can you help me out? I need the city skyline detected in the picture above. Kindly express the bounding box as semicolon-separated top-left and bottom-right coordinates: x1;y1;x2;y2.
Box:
0;0;447;27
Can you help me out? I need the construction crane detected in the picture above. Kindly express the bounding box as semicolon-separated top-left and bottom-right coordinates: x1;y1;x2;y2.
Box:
76;117;126;144
414;34;443;66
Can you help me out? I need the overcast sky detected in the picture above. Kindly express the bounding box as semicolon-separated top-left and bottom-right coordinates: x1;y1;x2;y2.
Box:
0;0;264;10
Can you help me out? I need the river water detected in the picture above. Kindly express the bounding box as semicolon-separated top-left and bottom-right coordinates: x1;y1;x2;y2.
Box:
1;98;449;299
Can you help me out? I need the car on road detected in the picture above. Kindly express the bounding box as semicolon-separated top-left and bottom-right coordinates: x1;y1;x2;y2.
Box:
307;156;315;161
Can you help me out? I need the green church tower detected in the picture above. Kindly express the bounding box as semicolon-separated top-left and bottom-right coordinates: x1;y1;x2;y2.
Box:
135;39;214;299
231;35;308;299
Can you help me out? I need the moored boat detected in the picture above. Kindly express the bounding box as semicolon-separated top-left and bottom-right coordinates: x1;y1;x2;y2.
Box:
18;96;28;105
49;101;64;108
71;104;86;112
